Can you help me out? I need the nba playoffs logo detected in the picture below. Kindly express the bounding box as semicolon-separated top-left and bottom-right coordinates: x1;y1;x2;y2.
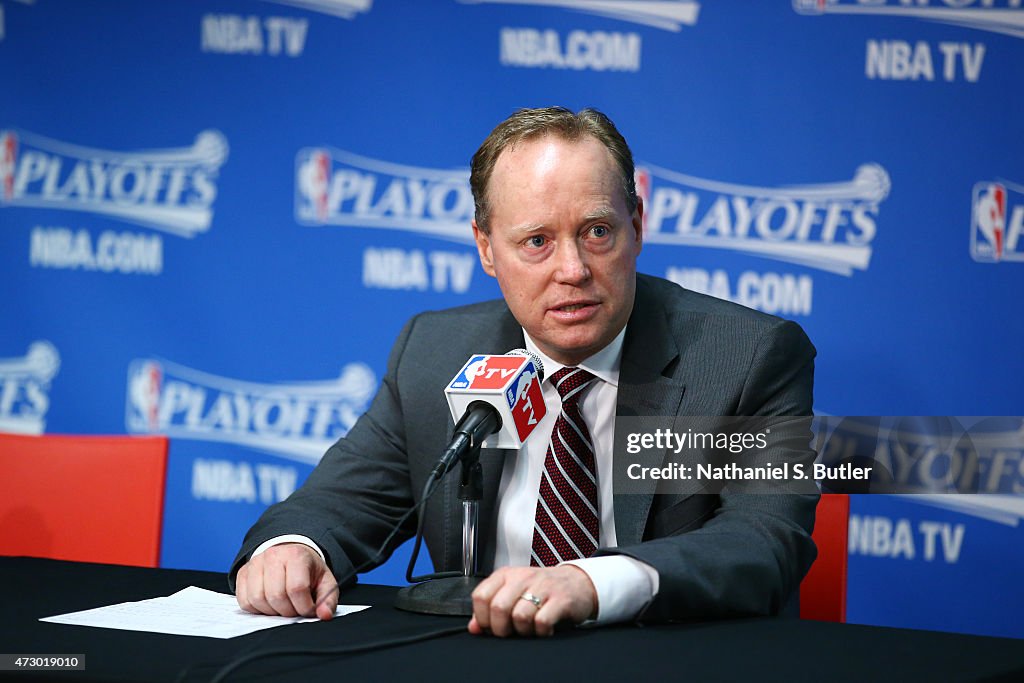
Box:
793;0;1024;39
637;162;890;276
460;0;701;31
295;146;473;243
267;0;373;19
971;181;1024;263
126;357;377;463
0;128;228;237
0;341;60;435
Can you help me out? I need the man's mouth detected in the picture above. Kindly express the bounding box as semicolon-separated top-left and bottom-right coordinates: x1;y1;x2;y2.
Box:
550;301;599;317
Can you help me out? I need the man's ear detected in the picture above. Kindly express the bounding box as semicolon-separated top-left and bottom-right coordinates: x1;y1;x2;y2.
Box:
472;220;496;277
631;196;644;254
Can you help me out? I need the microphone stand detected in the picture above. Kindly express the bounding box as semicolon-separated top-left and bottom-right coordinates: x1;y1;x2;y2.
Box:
394;442;484;616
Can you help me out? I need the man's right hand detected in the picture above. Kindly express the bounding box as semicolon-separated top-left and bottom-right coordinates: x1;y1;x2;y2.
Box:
235;543;338;620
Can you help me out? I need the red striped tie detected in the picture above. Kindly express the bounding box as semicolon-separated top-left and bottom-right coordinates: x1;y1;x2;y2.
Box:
531;366;600;567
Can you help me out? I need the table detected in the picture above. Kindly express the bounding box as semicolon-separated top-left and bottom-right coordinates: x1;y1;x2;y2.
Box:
2;557;1022;682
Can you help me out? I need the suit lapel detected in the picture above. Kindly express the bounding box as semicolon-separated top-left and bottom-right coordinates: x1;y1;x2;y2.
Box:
450;281;689;564
614;277;686;546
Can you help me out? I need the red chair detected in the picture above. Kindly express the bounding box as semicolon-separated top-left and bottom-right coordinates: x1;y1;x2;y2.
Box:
0;433;168;567
800;493;850;623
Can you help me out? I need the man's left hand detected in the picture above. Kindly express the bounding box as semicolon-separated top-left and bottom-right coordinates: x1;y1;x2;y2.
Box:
468;565;597;637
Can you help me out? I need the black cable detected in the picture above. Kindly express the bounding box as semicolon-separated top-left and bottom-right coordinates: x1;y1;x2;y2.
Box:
405;474;461;584
182;466;465;683
205;622;467;683
313;468;456;615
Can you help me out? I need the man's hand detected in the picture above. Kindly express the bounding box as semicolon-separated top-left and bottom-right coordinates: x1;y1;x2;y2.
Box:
235;543;338;621
468;565;597;637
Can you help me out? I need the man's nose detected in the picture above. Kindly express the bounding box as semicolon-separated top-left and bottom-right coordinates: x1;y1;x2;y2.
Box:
553;240;591;284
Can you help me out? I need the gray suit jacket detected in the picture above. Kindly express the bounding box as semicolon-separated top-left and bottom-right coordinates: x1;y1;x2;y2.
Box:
230;274;818;621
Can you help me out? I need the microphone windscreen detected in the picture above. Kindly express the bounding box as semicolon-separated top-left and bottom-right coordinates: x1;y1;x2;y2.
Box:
506;348;545;381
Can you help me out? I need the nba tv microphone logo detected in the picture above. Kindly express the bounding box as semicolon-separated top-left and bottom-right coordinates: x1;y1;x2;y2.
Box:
971;181;1024;263
504;360;544;440
0;129;228;237
637;162;891;276
449;355;546;443
0;341;60;435
126;358;376;463
295;147;474;243
793;0;1024;40
451;355;524;390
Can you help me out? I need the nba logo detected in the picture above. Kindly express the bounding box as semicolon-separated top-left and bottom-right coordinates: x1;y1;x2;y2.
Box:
0;131;16;202
792;0;834;13
298;149;331;222
128;361;163;432
972;181;1023;263
450;355;487;389
972;183;1005;262
634;166;650;235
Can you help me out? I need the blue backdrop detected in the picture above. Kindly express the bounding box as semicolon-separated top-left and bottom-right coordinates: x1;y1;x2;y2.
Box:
2;0;1022;638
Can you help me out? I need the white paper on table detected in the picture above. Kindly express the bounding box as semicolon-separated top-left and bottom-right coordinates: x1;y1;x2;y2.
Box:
40;586;370;639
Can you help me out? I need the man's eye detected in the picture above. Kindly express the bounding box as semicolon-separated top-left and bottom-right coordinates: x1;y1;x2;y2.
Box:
526;235;547;248
590;225;610;238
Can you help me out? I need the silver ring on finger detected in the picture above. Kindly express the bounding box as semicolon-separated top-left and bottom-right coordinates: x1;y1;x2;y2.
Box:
520;591;543;609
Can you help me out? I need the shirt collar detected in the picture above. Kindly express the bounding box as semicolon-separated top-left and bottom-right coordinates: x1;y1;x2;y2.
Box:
522;327;625;389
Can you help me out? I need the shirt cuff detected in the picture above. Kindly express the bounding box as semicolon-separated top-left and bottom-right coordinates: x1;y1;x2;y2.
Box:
251;535;327;564
563;555;660;625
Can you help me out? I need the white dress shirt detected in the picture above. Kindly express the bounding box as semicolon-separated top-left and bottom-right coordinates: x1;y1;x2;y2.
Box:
255;327;659;623
491;329;658;623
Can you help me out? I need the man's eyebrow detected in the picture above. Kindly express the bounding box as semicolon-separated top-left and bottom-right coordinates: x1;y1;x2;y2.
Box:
507;222;546;236
504;208;618;235
582;207;617;222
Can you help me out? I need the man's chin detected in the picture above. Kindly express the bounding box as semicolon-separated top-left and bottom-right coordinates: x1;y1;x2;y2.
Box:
538;337;604;367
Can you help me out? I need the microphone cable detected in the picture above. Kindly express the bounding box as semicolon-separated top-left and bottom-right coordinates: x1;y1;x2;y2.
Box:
405;472;461;584
202;622;467;683
186;463;464;683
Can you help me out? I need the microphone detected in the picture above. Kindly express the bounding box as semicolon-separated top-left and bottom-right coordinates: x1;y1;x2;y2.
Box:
397;349;549;616
432;349;547;478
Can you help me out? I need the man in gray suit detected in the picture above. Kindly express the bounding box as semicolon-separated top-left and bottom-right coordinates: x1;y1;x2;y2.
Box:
232;107;818;637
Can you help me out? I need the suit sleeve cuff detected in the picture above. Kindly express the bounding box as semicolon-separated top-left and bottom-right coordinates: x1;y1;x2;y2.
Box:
251;535;327;564
563;555;660;625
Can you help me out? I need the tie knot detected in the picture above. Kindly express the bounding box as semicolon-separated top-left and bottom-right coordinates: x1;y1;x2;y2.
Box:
551;366;597;405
